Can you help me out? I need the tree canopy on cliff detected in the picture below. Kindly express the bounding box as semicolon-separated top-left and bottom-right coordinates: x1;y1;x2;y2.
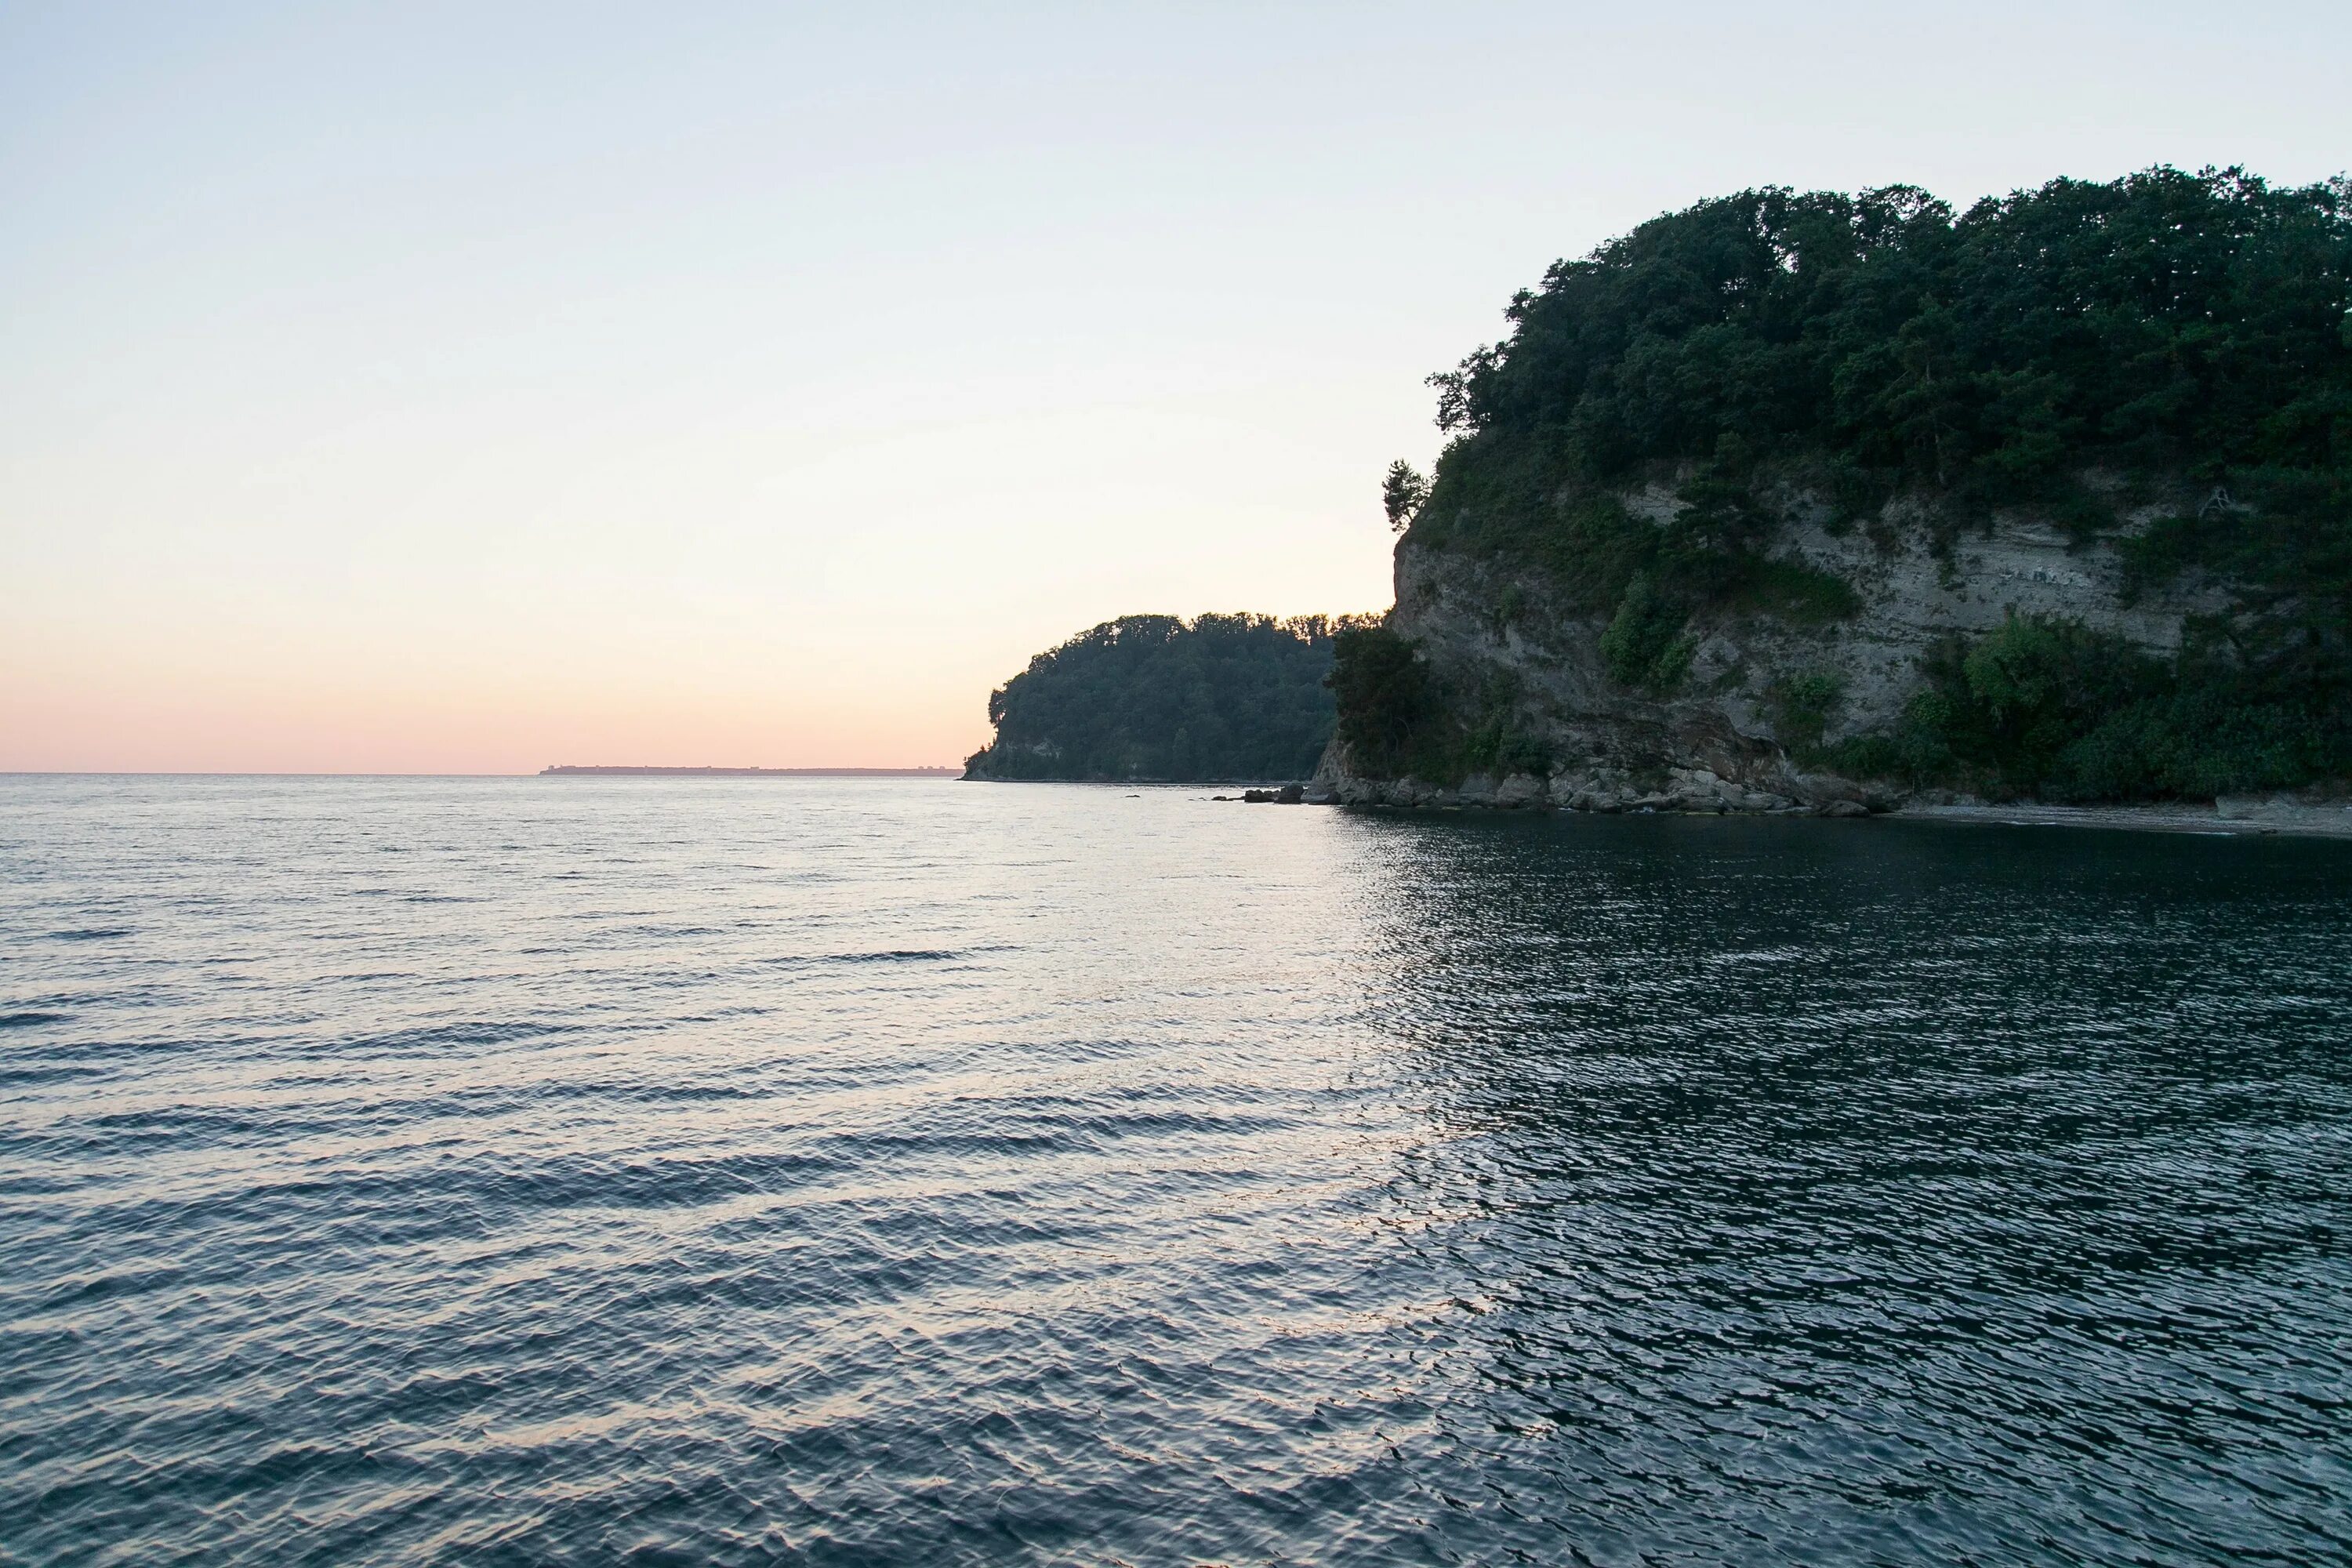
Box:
1407;167;2352;627
1417;167;2350;517
965;614;1358;782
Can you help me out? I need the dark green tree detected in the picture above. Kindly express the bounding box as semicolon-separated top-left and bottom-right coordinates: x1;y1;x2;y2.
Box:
1381;460;1430;532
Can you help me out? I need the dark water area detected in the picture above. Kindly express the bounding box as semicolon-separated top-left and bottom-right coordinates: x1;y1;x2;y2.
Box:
3;776;2349;1566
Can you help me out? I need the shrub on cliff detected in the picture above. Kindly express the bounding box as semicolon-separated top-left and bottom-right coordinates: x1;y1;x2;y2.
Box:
1597;573;1695;692
1827;613;2350;800
965;613;1359;782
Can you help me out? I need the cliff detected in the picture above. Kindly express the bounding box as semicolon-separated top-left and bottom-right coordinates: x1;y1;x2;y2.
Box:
1318;169;2352;812
1319;476;2239;811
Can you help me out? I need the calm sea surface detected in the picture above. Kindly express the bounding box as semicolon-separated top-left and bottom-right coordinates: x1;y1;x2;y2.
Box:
3;775;2350;1566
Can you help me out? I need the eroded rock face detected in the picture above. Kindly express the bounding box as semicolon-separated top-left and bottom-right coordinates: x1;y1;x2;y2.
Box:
1316;485;2232;812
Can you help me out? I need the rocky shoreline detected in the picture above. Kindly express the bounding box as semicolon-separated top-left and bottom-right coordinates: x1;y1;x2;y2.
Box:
1320;482;2352;841
1310;762;1882;816
1304;765;2352;838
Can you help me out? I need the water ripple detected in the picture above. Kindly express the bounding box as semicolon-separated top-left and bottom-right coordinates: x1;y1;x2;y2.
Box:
2;777;2349;1565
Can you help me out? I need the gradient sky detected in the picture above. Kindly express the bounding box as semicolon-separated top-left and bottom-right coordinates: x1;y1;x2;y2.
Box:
5;2;2347;773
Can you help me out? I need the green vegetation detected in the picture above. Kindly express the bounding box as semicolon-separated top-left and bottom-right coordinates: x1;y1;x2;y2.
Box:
1413;167;2349;546
1824;613;2352;801
1598;573;1695;691
1769;671;1846;757
1345;166;2352;797
1381;461;1430;532
1327;623;1435;778
1329;623;1553;782
966;614;1359;782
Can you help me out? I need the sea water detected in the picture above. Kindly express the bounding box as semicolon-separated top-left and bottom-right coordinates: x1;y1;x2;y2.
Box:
3;775;2348;1565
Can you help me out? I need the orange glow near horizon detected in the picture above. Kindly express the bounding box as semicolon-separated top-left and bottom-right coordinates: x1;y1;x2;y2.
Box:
9;8;2343;773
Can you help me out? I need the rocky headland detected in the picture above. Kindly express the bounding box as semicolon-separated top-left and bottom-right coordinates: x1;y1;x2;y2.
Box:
1315;169;2352;825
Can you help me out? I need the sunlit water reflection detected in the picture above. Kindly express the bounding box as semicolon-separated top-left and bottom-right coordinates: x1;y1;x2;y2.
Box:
3;776;2347;1564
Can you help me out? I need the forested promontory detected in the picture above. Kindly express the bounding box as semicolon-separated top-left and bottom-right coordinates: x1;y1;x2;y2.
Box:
964;614;1365;782
1328;166;2352;808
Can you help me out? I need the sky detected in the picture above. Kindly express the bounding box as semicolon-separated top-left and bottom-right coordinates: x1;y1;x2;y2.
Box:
4;2;2348;773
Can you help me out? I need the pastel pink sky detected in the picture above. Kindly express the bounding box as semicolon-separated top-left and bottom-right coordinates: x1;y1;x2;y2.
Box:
5;3;2347;771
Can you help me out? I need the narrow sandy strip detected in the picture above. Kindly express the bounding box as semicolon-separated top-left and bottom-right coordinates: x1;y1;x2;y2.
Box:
1896;801;2352;839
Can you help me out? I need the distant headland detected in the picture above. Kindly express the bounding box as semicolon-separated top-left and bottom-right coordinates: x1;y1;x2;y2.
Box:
539;766;958;777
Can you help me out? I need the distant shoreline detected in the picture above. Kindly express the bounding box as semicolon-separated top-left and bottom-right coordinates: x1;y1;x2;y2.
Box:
539;766;958;777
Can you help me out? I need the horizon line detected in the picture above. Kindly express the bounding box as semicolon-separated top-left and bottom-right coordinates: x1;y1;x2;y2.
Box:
0;767;965;779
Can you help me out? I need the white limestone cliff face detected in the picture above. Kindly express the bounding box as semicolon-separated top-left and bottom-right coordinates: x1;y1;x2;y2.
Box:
1314;485;2234;813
